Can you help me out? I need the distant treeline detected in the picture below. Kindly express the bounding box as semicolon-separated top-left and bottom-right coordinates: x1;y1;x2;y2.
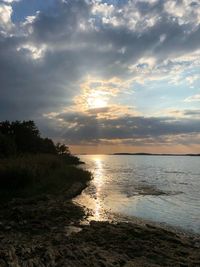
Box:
0;120;80;163
113;153;200;156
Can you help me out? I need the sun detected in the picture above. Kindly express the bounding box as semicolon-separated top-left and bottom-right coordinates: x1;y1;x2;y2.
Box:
87;91;108;109
89;98;107;109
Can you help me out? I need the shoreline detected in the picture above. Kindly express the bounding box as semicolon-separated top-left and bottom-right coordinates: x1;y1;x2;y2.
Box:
0;181;199;266
102;209;200;238
74;183;200;237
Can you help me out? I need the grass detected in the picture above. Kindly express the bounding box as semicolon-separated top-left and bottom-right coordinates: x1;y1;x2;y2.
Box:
0;154;91;202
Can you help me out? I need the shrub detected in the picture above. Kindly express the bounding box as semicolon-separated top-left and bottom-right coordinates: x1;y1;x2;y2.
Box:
0;154;91;201
0;134;16;158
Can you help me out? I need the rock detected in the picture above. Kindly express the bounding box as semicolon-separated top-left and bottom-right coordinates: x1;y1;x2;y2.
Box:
0;195;199;267
0;259;7;267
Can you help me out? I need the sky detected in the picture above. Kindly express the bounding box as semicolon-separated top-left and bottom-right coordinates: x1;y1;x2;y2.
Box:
0;0;200;154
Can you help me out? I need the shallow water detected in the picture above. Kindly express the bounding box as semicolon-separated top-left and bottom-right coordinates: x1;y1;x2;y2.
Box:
75;155;200;234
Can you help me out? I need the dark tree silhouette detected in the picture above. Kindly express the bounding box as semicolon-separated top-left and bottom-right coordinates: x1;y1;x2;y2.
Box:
10;121;41;153
0;133;16;157
0;121;12;136
0;120;81;164
56;143;70;155
40;138;57;154
0;120;56;156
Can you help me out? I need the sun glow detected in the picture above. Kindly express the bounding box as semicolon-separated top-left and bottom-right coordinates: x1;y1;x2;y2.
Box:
87;91;108;109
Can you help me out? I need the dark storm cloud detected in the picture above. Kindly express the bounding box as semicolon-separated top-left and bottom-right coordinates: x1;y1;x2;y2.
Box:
56;111;200;144
183;110;200;116
0;0;92;120
30;0;91;44
135;0;164;15
0;0;200;145
0;40;74;119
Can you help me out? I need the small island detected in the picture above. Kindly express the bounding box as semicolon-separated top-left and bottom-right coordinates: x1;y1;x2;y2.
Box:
0;121;199;266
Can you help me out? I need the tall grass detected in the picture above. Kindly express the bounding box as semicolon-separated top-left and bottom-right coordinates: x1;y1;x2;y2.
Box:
0;154;91;201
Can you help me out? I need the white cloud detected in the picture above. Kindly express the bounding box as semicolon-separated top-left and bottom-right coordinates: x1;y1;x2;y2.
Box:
2;0;20;3
164;0;200;27
0;3;13;32
92;2;115;16
17;43;47;60
184;94;200;102
186;74;199;85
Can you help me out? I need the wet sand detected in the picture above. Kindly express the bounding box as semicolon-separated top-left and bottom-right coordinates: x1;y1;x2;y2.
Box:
0;185;199;266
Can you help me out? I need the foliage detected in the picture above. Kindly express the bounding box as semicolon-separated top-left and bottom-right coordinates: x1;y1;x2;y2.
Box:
0;121;78;160
56;143;70;155
0;121;88;202
0;120;57;156
55;142;82;164
0;154;91;201
0;133;16;157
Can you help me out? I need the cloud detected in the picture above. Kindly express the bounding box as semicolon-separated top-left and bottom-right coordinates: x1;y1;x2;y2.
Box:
186;74;199;85
184;94;200;102
43;108;200;146
163;108;200;118
0;3;14;32
0;0;200;150
2;0;19;2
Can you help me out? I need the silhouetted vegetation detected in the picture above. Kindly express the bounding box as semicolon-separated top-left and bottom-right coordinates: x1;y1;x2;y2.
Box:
0;120;56;157
0;154;91;201
0;120;90;201
0;133;16;157
0;120;82;163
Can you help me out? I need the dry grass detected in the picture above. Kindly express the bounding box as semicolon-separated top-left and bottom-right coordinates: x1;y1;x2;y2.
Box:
0;154;91;201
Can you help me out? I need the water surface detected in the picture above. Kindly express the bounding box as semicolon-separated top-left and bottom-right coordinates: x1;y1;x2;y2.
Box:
76;155;200;233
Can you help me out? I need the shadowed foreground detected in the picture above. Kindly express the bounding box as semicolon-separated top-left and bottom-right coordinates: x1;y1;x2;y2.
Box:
0;194;199;267
0;123;199;266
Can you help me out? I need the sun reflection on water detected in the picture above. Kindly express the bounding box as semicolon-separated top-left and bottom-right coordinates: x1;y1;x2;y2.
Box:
93;157;104;220
75;156;110;221
94;158;104;186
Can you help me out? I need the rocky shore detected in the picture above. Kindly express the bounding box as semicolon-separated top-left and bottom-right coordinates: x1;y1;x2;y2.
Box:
0;184;199;267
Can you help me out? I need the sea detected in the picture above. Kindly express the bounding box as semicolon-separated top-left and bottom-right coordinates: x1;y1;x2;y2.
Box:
75;155;200;234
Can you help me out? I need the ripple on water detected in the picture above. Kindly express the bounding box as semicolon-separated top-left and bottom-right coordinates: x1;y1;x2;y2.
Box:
77;155;200;234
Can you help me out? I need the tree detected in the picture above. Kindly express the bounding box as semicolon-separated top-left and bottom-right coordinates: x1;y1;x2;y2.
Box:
0;133;16;158
0;121;12;135
40;138;57;154
0;120;57;155
56;143;70;155
10;120;40;153
0;120;79;161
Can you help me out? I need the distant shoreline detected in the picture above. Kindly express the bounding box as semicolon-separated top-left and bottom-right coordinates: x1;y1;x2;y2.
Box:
112;153;200;156
78;153;200;156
